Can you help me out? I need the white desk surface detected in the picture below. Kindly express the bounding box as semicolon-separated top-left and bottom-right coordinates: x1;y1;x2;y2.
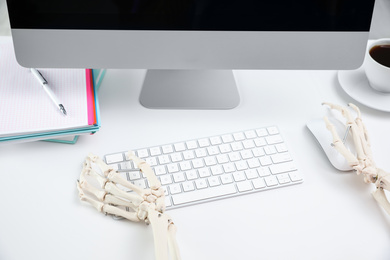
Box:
1;1;390;259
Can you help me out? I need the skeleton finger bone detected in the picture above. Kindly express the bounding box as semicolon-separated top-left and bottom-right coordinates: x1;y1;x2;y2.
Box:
128;151;160;189
323;116;359;168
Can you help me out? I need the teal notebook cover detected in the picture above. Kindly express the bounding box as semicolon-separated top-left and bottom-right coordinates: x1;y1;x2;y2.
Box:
42;69;104;144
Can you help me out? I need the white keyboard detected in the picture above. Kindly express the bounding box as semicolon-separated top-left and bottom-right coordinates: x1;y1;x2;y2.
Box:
104;126;303;209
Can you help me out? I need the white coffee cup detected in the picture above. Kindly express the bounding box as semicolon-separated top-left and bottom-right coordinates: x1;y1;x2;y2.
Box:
364;38;390;93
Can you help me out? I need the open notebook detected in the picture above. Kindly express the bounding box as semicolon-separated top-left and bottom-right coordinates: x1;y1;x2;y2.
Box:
0;37;101;144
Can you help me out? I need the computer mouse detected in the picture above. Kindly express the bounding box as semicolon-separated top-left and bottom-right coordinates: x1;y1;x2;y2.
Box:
307;118;353;171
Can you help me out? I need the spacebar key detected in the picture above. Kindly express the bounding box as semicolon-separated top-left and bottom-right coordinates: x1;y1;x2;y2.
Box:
172;184;237;205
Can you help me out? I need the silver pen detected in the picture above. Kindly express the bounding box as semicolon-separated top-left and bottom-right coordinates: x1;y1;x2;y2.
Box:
30;68;67;116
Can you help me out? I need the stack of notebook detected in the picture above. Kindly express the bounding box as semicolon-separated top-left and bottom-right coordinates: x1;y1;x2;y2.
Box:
0;36;103;144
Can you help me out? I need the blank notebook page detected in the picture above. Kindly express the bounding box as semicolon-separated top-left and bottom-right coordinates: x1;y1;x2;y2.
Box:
0;38;89;136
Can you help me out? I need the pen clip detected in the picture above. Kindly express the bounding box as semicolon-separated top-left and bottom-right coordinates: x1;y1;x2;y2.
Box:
37;70;48;84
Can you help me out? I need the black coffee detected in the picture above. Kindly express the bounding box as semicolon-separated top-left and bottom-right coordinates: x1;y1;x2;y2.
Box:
369;44;390;68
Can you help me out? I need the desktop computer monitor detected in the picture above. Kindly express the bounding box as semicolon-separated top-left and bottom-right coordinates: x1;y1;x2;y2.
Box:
6;0;375;109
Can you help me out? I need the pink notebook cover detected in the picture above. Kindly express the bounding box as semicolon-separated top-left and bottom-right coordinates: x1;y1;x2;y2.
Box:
85;69;96;125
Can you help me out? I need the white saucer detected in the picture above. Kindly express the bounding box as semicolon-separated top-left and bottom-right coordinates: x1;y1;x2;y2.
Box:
338;66;390;112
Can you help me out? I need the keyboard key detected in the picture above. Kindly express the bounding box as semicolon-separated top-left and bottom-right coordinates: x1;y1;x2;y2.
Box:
229;152;241;162
192;159;204;168
256;128;268;137
269;161;297;174
169;184;182;195
277;173;291;184
171;153;183;162
264;176;278;187
129;171;141;180
154;165;167;176
254;138;267;147
271;152;292;164
247;158;261;169
275;143;288;153
221;174;234;184
204;156;217;166
133;179;147;189
210;136;222;145
172;172;186;182
185;170;198;180
137;149;149;158
223;163;235;173
240;150;253;159
186;140;198;149
231;142;244;151
264;146;277;155
245;169;258;179
258;167;271;177
183;150;195;160
207;146;220;155
198;138;210;147
260;156;272;166
150;147;162;156
252;147;265;157
243;140;255;149
160;175;173;185
174;142;186;152
120;161;131;170
217;154;229;164
219;144;232;153
211;165;224;175
145;157;157;166
105;153;123;164
167;163;179;173
222;134;234;143
233;171;246;182
182;181;195;192
208;176;221;187
235;161;248;171
158;155;170;164
244;130;257;139
195;148;207;158
179;161;192;171
252;178;266;189
162;145;174;154
289;171;303;182
198;167;211;178
172;184;237;205
266;134;283;145
237;181;253;192
267;126;279;135
233;132;245;141
195;179;208;189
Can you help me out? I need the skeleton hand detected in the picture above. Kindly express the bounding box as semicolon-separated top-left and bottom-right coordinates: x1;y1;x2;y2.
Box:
77;151;181;260
323;102;390;216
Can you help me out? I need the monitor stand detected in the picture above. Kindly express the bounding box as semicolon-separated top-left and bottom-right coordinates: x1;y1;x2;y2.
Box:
139;70;240;109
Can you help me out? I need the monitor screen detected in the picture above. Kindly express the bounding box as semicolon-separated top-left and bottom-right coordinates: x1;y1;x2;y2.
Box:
8;0;373;31
6;0;376;109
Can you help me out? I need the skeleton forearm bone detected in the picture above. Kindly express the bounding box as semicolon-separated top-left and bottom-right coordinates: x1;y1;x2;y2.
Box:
77;152;181;260
322;102;390;215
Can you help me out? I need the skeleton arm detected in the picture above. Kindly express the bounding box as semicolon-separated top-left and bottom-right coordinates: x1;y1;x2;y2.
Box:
322;102;390;215
77;152;181;260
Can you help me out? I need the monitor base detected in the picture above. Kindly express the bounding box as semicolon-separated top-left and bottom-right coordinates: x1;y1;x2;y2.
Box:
139;70;240;110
